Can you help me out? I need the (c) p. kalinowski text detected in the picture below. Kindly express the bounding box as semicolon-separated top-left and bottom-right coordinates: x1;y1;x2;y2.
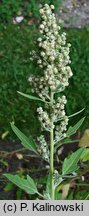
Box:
32;202;83;212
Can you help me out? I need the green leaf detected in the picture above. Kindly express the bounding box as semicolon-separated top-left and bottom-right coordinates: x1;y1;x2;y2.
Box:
54;175;64;189
80;148;89;161
16;188;23;200
67;117;85;137
60;138;72;144
54;138;72;152
67;191;74;200
62;148;85;175
4;174;38;195
0;159;8;167
68;108;85;118
55;138;79;153
76;183;89;187
55;191;62;200
4;182;13;192
11;123;37;153
17;91;45;102
43;175;51;200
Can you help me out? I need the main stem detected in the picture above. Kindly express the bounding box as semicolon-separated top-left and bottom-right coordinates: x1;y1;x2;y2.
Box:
50;91;54;200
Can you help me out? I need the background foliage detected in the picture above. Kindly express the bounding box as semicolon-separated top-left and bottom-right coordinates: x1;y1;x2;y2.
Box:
0;0;89;140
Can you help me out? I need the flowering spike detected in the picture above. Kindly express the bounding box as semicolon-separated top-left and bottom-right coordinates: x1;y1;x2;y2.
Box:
28;4;73;199
29;4;73;101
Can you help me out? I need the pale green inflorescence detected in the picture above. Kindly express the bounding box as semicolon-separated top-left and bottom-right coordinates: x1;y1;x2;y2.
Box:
28;4;73;161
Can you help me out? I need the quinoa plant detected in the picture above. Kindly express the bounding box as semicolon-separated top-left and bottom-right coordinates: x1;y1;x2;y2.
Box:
4;4;85;200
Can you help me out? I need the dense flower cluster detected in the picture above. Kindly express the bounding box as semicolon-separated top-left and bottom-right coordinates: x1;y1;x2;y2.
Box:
37;135;49;161
37;95;68;135
29;4;73;100
52;96;67;122
37;107;51;131
28;4;73;149
55;116;69;143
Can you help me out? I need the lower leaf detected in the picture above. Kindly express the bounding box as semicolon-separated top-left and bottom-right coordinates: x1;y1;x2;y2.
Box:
4;174;38;195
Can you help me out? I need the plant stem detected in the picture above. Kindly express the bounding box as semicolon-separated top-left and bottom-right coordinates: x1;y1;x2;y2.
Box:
50;91;54;200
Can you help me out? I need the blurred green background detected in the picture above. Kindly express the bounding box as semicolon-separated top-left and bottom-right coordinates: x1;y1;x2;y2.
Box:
0;0;89;140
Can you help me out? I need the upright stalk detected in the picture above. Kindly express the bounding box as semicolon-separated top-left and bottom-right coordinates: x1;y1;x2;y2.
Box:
50;91;54;200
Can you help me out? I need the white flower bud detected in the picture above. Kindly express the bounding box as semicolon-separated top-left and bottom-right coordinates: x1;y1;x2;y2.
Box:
45;28;49;33
61;110;65;117
41;51;45;57
40;24;45;29
45;4;49;8
49;56;55;61
38;37;42;42
40;30;43;34
40;9;44;14
50;5;55;10
37;59;42;64
28;77;32;82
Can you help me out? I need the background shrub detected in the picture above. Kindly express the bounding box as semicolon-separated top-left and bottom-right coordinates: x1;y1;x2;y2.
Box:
66;28;89;129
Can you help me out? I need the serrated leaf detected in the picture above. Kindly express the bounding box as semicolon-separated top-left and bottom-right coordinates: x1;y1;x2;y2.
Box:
62;148;85;175
4;174;38;195
17;91;45;102
11;123;37;153
67;117;85;137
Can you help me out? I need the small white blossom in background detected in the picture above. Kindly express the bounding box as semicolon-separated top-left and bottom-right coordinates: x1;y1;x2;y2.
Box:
13;16;24;24
28;4;73;154
81;176;85;181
